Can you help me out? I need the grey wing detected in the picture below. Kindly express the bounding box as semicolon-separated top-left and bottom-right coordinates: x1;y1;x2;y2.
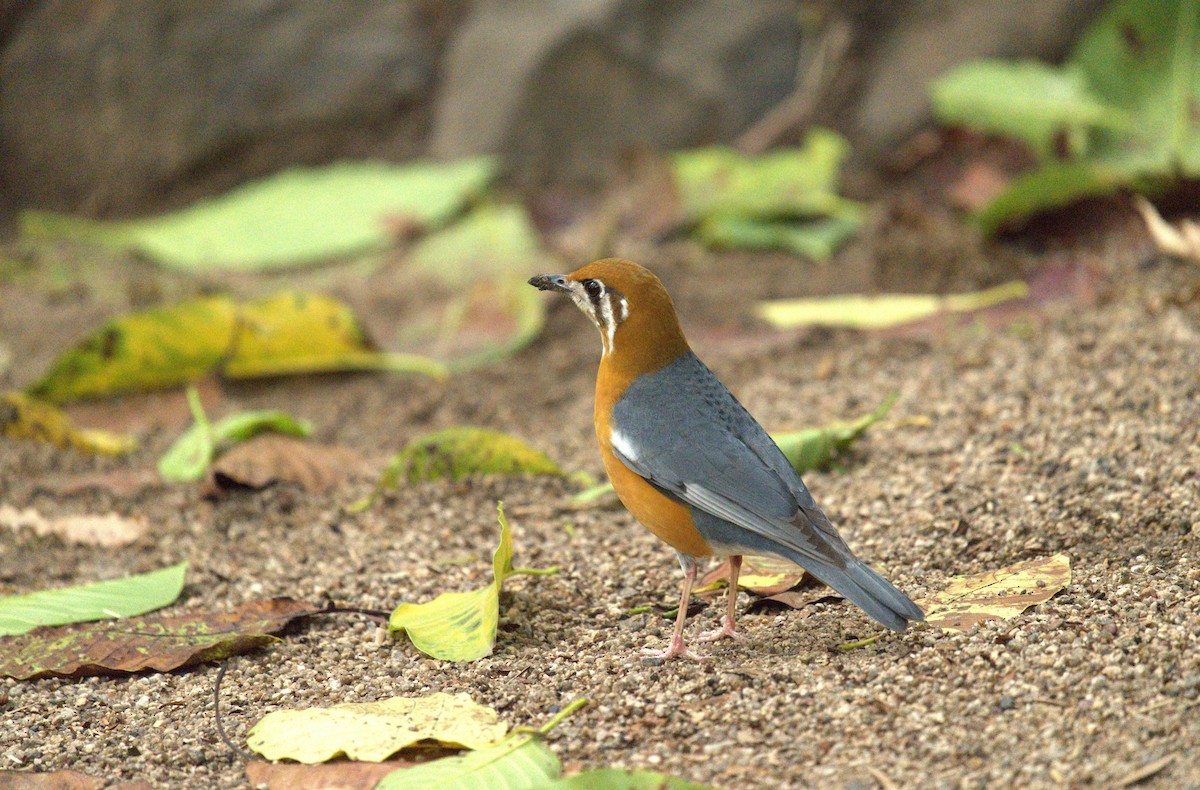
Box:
610;353;924;630
609;353;854;568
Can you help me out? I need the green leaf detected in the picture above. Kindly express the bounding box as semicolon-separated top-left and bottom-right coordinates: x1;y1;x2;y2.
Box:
383;427;563;487
931;0;1200;231
931;60;1128;158
20;158;497;271
157;386;312;482
673;129;853;222
540;768;720;789
695;212;863;261
0;562;187;637
755;281;1029;330
375;733;560;790
397;204;550;372
389;504;549;661
246;692;508;764
772;394;896;473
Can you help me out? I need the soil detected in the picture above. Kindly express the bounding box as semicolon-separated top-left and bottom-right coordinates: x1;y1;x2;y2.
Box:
1;193;1198;789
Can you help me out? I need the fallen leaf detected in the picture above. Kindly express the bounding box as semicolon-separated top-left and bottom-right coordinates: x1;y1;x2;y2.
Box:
244;759;425;790
541;768;718;789
697;555;810;596
28;293;445;404
772;394;896;473
0;597;317;680
32;468;163;499
1;391;136;454
246;692;508;764
919;554;1071;632
374;733;559;790
750;591;843;611
0;770;153;789
158;387;312;482
221;292;445;380
389;504;554;662
695;213;863;261
755;281;1029;330
206;435;368;495
0;562;187;637
1134;195;1200;262
20;158;497;271
0;505;147;548
384;427;563;486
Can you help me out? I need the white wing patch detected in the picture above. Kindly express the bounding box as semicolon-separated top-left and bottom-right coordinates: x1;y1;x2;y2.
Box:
609;428;641;464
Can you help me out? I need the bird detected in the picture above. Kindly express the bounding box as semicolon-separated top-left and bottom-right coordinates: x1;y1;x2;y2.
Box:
529;258;923;660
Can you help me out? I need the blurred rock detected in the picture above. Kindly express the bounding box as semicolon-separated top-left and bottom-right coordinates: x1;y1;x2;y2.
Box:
0;0;465;215
0;0;1107;216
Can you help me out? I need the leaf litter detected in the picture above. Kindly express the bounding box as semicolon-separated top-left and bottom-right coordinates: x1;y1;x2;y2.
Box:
0;562;187;637
0;504;146;548
246;692;508;763
0;597;318;680
920;554;1072;632
389;503;556;662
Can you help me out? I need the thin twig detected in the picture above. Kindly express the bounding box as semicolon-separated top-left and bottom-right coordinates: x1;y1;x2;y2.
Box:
214;661;254;762
737;16;852;155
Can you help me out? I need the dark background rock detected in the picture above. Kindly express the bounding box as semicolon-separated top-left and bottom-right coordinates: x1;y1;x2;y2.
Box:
0;0;1107;217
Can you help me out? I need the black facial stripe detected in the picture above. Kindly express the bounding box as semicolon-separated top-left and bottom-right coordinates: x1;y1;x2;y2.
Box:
587;280;604;315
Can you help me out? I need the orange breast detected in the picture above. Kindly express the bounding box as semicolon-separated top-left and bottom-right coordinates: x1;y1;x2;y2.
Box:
595;411;713;558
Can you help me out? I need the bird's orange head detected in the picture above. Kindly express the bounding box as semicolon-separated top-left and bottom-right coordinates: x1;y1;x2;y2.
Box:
529;258;691;383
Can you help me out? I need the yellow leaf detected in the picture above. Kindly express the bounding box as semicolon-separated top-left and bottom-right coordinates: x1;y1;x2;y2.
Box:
223;292;445;379
384;427;563;486
1;391;135;455
389;504;524;661
246;692;508;764
28;297;237;403
27;293;445;403
919;554;1072;632
755;281;1029;330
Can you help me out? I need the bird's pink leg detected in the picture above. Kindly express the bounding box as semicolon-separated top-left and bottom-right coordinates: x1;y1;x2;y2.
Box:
643;556;704;661
697;555;745;643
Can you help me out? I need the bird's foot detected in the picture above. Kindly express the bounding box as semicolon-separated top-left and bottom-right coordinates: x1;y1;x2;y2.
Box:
696;617;744;643
641;635;706;662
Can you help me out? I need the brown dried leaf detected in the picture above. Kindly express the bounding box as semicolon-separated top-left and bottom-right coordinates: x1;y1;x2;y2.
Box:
0;505;147;548
749;591;843;611
0;770;153;789
1135;195;1200;262
244;759;425;790
205;435;369;496
919;554;1071;632
697;555;811;596
0;597;319;679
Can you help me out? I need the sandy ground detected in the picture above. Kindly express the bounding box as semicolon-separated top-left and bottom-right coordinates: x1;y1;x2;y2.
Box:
1;212;1198;788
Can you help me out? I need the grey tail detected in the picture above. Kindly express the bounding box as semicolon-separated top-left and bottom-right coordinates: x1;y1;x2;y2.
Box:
786;553;925;632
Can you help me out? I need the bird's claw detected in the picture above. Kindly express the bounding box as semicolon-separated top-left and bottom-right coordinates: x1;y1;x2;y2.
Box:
641;636;707;662
696;616;744;643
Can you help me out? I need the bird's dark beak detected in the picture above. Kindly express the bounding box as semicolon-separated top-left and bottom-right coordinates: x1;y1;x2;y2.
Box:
528;274;571;294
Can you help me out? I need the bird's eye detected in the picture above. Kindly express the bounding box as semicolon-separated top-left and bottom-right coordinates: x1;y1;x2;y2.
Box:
583;279;603;298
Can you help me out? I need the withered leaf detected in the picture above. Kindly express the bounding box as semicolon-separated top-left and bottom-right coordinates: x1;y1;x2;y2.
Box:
0;770;153;789
244;758;428;790
920;554;1071;632
0;505;147;548
205;435;369;496
697;555;812;597
0;597;319;680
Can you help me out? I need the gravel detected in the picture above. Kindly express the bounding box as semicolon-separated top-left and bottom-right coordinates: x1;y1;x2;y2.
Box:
1;224;1197;788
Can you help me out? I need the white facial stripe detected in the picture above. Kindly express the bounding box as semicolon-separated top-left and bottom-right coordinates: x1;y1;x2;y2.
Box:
565;279;628;355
